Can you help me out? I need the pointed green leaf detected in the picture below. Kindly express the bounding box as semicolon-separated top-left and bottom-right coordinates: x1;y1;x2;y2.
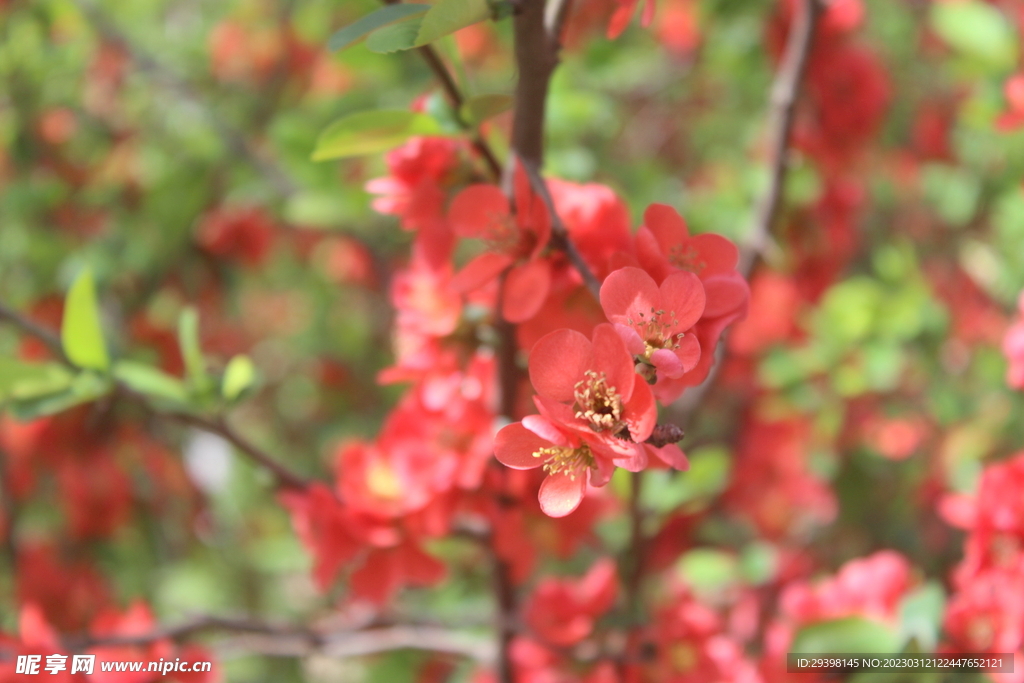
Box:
415;0;491;46
328;3;430;51
222;355;256;401
0;357;74;401
459;93;513;126
930;0;1018;69
113;361;188;404
311;110;444;160
61;269;109;371
365;15;425;53
792;617;900;655
9;372;111;421
178;307;212;393
898;582;946;651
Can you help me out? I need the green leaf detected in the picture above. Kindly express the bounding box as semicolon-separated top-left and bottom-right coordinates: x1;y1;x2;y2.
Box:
178;307;212;393
898;582;946;651
9;372;112;421
365;15;425;53
311;110;444;160
222;355;256;401
930;0;1018;69
113;361;188;404
676;549;739;594
61;268;109;371
792;617;900;655
0;357;74;401
416;0;491;46
327;3;430;51
459;93;513;126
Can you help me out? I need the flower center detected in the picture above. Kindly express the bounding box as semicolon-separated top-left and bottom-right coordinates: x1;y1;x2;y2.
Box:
626;307;687;359
668;243;706;274
573;370;626;433
533;443;595;479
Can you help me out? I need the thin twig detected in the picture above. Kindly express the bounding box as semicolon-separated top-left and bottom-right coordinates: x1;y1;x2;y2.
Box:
515;155;602;299
379;0;503;180
0;300;311;493
674;0;822;425
0;302;68;364
66;615;494;663
737;0;823;275
155;410;309;491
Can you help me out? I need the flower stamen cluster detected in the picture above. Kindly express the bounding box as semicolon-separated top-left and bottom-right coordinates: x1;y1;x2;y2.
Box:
573;370;625;433
534;443;595;479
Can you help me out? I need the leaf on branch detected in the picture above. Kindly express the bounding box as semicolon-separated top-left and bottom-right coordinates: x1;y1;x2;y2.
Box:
792;616;900;655
363;0;493;53
222;355;257;401
61;268;110;371
459;94;513;126
311;110;444;160
415;0;492;46
930;0;1018;69
8;372;112;421
113;361;189;404
0;356;74;401
178;307;213;395
365;14;426;53
328;4;430;52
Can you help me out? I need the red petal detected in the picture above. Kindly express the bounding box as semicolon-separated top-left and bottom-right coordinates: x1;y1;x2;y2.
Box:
650;348;684;378
448;184;509;238
579;558;619;614
523;414;570;447
451;252;514;292
538;471;587;517
690;233;739;275
529;329;593;403
607;3;634;38
350;550;400;605
495;423;549;470
643;204;689;253
648;443;689;470
702;273;750;318
591;323;637;403
634;227;673;283
400;542;447;586
659;270;706;333
640;0;656;26
503;259;552;323
674;333;701;373
600;266;660;326
624;378;656;442
613;323;646;356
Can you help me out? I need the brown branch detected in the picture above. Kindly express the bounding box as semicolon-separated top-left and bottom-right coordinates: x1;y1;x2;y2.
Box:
0;302;68;364
67;615;494;663
152;409;310;492
737;0;824;275
510;0;561;168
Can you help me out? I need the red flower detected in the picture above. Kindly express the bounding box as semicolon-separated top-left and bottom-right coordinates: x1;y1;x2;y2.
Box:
523;558;618;646
494;416;599;518
600;266;705;382
447;169;553;323
196;205;275;266
607;0;655;39
495;324;658;516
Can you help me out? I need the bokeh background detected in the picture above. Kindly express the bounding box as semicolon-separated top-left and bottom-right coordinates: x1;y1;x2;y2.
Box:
2;0;1024;681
